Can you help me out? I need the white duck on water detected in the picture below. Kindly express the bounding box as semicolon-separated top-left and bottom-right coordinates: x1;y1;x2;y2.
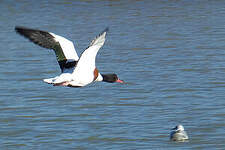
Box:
15;26;124;87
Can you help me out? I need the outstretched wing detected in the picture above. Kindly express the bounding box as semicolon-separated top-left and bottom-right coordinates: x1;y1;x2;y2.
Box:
72;27;108;82
15;26;79;72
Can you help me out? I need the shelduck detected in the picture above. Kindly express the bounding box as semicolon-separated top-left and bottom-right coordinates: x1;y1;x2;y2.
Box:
15;26;123;87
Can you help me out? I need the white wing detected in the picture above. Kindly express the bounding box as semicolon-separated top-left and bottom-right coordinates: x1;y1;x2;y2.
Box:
72;28;109;84
50;33;79;61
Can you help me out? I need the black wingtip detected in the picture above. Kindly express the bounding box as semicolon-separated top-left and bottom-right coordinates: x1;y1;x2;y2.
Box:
14;26;56;49
15;26;27;33
98;27;109;37
99;27;109;36
15;26;42;35
15;26;30;36
15;26;20;31
104;27;109;32
15;26;22;33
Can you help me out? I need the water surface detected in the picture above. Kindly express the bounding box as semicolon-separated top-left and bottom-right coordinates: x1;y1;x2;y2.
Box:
0;0;225;149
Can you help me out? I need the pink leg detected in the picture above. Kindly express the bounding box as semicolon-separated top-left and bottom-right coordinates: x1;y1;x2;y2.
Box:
53;81;70;86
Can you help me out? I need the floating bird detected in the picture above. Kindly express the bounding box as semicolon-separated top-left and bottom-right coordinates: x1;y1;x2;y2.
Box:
15;26;124;87
170;125;189;142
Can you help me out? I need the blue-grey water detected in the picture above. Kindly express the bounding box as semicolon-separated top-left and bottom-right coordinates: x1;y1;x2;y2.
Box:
0;0;225;149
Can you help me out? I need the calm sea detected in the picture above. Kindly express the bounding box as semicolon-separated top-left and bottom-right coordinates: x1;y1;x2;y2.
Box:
0;0;225;149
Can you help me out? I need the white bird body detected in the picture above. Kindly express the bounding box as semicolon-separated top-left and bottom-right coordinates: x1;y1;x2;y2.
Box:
170;125;189;142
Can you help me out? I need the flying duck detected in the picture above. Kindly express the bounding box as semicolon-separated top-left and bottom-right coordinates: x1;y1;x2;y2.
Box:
15;26;124;87
170;125;189;142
